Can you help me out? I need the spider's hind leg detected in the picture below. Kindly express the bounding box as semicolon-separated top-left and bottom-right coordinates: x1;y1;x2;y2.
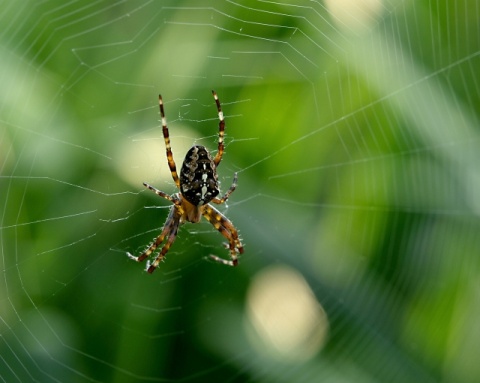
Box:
211;90;225;167
159;94;181;188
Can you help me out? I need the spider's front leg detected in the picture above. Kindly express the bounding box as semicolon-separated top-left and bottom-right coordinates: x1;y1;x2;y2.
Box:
126;206;172;262
202;204;244;266
126;200;182;273
145;212;181;273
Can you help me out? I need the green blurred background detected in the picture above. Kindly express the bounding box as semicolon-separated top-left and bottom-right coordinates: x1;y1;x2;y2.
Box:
1;0;480;382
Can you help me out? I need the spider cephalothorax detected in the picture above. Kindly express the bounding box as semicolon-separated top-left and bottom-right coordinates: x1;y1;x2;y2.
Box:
127;91;244;273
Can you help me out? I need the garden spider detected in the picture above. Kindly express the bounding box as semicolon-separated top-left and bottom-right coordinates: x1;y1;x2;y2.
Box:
127;90;244;273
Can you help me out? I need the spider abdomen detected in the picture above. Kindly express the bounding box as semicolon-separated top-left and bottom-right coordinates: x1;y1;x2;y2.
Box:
180;145;219;206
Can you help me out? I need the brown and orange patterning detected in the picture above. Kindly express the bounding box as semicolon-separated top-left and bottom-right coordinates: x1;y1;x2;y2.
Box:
127;91;244;273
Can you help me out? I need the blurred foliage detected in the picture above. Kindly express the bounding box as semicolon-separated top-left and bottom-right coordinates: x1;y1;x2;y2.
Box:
1;0;480;382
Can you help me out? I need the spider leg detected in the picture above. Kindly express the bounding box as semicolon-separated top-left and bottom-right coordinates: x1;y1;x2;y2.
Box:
127;207;176;262
211;172;238;204
146;213;181;273
211;90;225;167
143;182;181;206
159;94;180;188
126;206;181;273
202;204;244;266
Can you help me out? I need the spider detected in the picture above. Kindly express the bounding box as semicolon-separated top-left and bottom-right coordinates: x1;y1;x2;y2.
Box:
127;90;244;273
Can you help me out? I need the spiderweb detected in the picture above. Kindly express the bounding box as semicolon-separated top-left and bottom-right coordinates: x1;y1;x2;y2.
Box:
1;0;480;382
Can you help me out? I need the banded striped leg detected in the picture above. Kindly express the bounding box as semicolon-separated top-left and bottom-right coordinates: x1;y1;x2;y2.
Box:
126;184;183;273
212;90;225;167
142;182;181;206
145;207;182;273
212;172;238;204
127;207;175;262
126;206;181;273
159;95;180;188
202;204;244;266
